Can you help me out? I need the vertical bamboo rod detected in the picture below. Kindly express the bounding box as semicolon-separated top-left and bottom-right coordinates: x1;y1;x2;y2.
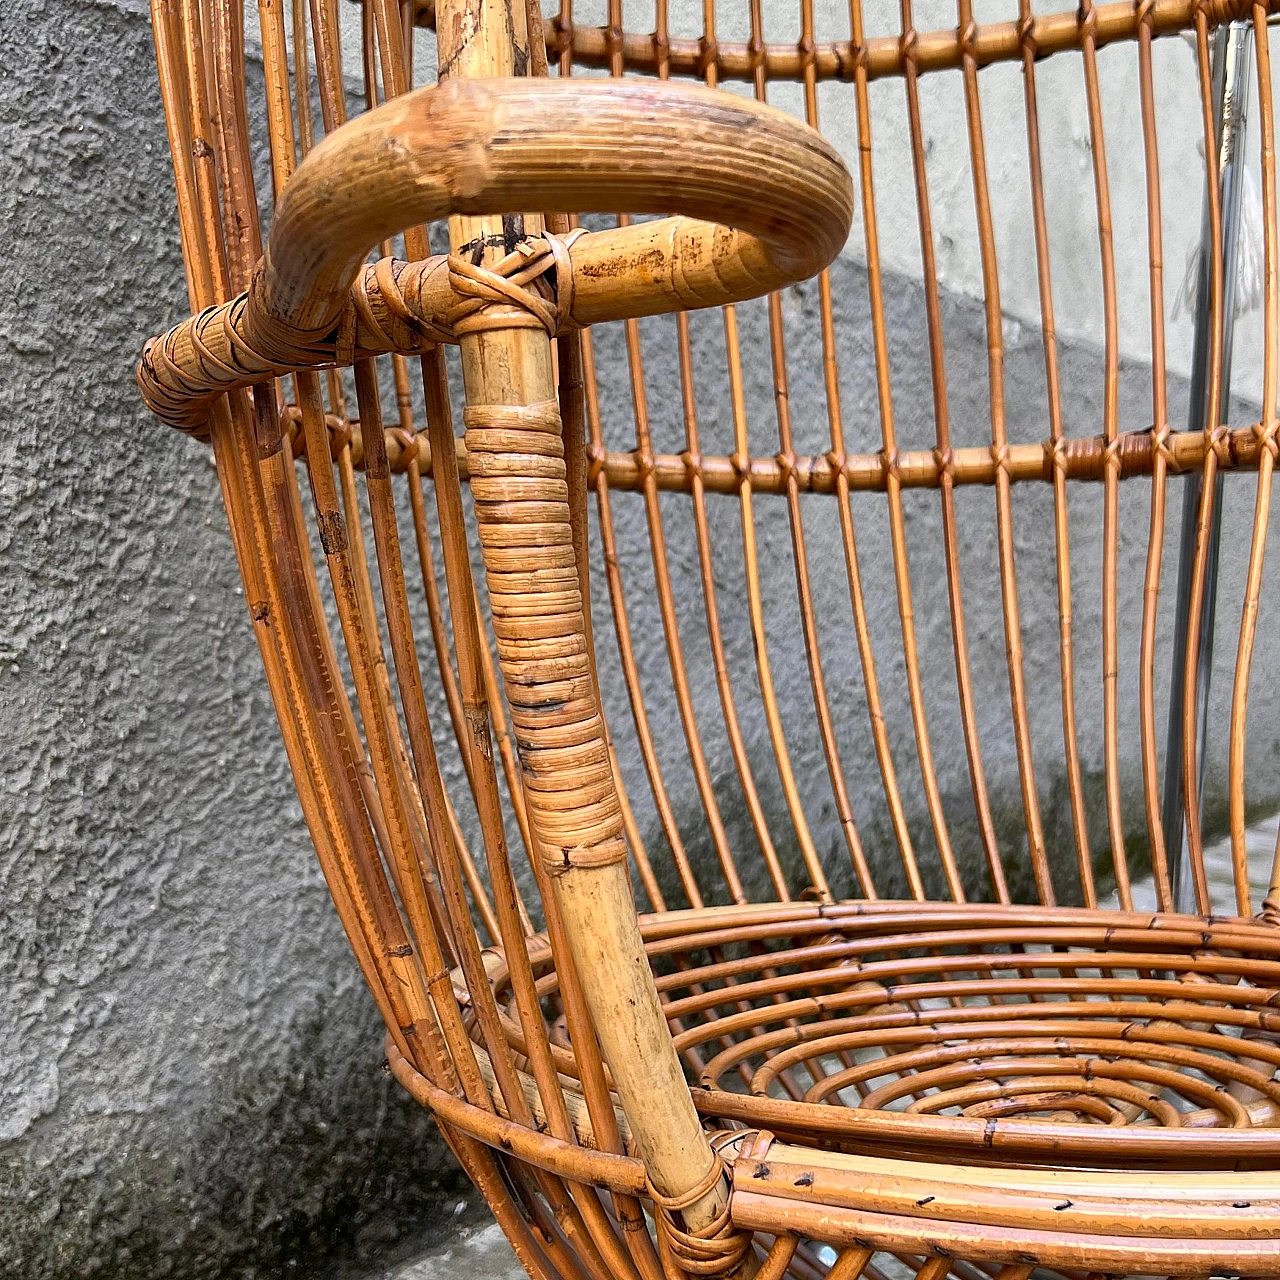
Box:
1018;0;1095;907
848;0;943;902
956;0;1053;906
1078;0;1132;909
901;0;1006;904
747;0;874;900
1136;0;1174;911
695;0;831;903
433;0;730;1232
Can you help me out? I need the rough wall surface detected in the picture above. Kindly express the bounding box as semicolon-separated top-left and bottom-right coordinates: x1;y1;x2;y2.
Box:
3;0;1280;1278
0;3;476;1277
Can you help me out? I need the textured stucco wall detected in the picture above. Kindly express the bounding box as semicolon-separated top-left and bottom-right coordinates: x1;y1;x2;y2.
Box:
4;0;1280;1277
0;3;478;1277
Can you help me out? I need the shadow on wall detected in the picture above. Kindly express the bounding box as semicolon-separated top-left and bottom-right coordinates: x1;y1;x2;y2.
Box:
2;1012;479;1280
580;255;1279;911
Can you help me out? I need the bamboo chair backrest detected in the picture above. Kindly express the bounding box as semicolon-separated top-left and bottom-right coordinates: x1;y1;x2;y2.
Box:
142;0;1280;1009
534;0;1280;921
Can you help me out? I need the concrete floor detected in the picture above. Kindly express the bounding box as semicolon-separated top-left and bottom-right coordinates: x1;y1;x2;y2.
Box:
378;1222;520;1280
1106;812;1279;911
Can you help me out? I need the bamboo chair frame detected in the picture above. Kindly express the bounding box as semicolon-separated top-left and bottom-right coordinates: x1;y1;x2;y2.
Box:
135;0;1280;1272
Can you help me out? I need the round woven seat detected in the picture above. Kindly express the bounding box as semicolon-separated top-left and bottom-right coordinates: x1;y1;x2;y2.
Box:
478;902;1280;1165
133;0;1280;1271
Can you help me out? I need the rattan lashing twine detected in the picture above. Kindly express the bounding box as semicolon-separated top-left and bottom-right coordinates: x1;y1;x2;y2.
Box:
138;229;586;434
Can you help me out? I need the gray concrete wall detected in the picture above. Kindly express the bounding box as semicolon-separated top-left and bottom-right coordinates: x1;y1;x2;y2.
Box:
0;4;478;1276
4;1;1280;1278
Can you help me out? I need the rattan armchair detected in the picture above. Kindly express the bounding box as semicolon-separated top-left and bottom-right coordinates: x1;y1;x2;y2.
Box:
138;0;1280;1272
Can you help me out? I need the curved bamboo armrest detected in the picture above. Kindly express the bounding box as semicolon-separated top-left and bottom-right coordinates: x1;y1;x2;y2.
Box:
138;76;853;433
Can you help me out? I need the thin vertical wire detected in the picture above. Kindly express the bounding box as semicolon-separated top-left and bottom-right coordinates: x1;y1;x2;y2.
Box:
1079;0;1132;909
1229;3;1278;917
1018;0;1095;907
900;0;1007;903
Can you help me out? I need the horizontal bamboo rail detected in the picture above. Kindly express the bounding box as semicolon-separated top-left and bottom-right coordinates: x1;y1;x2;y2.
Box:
288;411;1274;492
387;1036;647;1194
732;1187;1280;1273
413;0;1278;83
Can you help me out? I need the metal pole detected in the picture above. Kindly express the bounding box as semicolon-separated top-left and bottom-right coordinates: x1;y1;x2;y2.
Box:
1162;20;1253;914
